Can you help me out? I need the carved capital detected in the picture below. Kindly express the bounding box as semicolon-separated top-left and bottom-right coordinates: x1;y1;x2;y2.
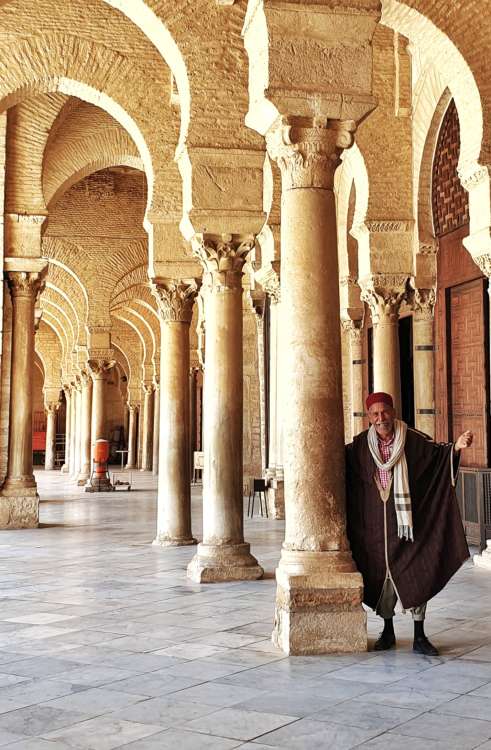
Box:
266;116;356;190
6;269;46;299
152;278;201;323
360;274;410;325
341;318;364;344
459;165;489;191
193;234;254;290
88;354;115;377
142;383;154;397
474;253;491;278
411;287;436;321
255;265;281;304
45;401;60;415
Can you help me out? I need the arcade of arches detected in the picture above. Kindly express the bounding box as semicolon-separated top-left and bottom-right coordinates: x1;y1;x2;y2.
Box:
0;0;490;658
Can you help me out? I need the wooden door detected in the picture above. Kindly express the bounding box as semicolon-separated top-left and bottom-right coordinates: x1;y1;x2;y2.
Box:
449;279;488;467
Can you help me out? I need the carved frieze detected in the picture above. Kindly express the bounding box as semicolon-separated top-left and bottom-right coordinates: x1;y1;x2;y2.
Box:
152;278;201;323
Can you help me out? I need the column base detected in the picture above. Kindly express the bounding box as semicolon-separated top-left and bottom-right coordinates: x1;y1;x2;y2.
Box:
474;540;491;570
84;476;114;492
153;534;197;548
187;542;264;583
126;464;137;470
272;549;367;655
77;473;90;486
266;477;285;520
0;492;39;529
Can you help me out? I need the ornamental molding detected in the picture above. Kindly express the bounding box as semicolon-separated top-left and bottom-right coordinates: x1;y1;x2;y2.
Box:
151;277;201;323
193;235;254;290
365;220;412;233
266;116;356;190
474;253;491;278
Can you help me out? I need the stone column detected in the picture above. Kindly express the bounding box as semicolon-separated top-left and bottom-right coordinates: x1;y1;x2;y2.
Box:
44;401;60;471
126;404;138;469
71;378;83;480
152;383;160;475
87;357;114;489
68;380;78;478
343;319;366;439
265;117;366;654
187;239;263;582
77;372;92;484
60;386;71;473
412;288;436;437
140;384;154;472
152;279;200;546
259;269;285;519
360;275;408;416
0;270;45;528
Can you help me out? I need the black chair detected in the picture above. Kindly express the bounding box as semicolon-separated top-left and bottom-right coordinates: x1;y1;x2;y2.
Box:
247;478;268;518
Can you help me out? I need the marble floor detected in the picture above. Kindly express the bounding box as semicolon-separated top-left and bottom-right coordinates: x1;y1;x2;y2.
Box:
0;471;490;748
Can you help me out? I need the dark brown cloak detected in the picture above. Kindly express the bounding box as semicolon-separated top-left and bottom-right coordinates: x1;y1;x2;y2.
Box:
346;428;469;610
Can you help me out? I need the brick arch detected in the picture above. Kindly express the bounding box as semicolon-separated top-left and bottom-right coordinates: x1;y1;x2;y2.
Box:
0;34;177;220
112;310;153;377
382;0;489;261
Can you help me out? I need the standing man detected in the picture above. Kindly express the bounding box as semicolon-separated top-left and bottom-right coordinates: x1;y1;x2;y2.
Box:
346;392;473;655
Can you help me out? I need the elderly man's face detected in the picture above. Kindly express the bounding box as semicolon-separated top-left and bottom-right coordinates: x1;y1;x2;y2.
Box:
368;402;396;440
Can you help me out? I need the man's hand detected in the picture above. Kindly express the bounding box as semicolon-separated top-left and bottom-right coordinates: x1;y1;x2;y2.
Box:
455;430;474;451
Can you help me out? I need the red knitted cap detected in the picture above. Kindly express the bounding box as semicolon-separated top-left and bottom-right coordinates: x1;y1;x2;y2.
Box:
366;392;393;410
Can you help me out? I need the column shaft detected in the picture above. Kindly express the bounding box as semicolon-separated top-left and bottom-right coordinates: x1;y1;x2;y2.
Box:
154;322;195;545
413;311;436;437
373;315;402;414
78;376;92;484
349;324;365;438
69;385;78;478
140;387;154;471
152;386;160;475
61;389;71;473
45;406;58;471
126;406;138;469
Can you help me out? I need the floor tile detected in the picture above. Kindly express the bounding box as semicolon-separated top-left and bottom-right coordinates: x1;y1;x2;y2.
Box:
43;716;163;749
185;706;298;741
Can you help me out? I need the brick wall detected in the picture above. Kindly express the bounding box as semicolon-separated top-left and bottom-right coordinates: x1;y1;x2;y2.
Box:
432;100;469;237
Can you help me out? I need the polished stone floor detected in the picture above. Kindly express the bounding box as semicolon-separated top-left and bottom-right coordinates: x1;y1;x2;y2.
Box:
0;471;490;748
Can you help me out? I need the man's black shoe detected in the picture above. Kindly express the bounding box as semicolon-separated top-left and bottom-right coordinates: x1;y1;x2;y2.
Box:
374;631;396;651
413;636;439;656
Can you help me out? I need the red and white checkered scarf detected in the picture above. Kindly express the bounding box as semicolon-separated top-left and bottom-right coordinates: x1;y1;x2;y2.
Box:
368;419;413;541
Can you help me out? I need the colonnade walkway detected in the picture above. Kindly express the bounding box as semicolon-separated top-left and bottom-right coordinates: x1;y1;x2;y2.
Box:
0;474;490;748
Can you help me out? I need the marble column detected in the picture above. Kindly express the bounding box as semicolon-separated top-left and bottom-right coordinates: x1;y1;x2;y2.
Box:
60;386;71;473
0;270;45;528
360;276;408;417
152;384;160;476
412;288;436;438
187;240;263;582
343;319;366;439
77;372;92;484
44;401;60;471
140;384;154;472
126;404;138;469
152;279;199;547
266;117;366;654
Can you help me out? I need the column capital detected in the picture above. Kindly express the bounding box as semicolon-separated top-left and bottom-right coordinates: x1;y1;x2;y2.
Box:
266;116;356;190
359;274;410;325
474;253;491;278
87;354;115;377
6;269;46;299
341;318;364;344
152;277;201;323
411;287;436;321
255;264;281;304
193;234;254;290
45;400;60;414
141;382;154;396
